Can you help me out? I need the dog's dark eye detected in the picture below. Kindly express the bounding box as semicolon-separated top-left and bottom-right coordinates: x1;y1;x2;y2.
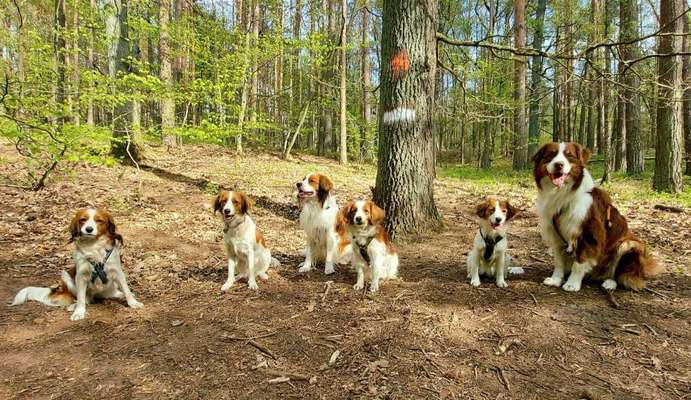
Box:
95;219;104;223
79;218;87;222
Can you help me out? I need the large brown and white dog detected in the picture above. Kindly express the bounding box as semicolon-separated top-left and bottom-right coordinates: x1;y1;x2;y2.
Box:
467;196;519;288
532;142;659;291
296;173;351;274
12;208;143;321
213;190;277;290
341;200;398;292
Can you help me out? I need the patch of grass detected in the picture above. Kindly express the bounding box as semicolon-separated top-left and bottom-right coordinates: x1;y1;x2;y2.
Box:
202;181;221;195
439;158;691;207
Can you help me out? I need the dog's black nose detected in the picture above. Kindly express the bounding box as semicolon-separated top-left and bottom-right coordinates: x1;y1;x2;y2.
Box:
296;182;302;188
355;216;363;223
85;226;94;233
554;162;564;170
223;209;231;214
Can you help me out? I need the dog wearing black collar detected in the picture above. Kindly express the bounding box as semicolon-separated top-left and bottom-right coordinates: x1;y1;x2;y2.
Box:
467;197;520;288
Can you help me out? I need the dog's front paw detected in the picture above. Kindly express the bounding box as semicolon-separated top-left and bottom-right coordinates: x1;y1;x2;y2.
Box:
221;280;235;292
561;280;581;292
353;282;364;290
127;299;144;309
543;276;563;287
369;282;380;293
258;272;269;280
601;279;617;291
70;307;86;321
495;280;508;288
247;280;259;290
298;264;312;273
324;263;335;275
470;278;481;287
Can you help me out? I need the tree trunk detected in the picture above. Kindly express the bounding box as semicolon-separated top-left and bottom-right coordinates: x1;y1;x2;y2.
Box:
512;0;528;169
107;0;140;162
653;0;684;192
54;0;67;124
374;0;441;238
360;1;371;161
86;0;95;127
159;0;176;146
338;0;347;164
274;1;284;151
527;0;546;156
682;14;690;175
249;0;259;141
71;0;80;125
620;0;644;174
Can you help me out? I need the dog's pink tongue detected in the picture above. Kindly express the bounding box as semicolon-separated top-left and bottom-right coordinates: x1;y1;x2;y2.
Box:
551;174;567;187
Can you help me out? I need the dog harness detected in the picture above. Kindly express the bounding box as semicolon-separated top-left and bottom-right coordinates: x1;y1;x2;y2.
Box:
88;247;114;284
479;229;504;261
355;236;374;264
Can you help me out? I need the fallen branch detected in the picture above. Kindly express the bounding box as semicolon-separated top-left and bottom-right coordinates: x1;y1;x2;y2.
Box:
653;204;684;213
321;281;333;303
494;367;511;391
599;287;620;309
249;340;277;359
263;368;309;381
220;331;277;341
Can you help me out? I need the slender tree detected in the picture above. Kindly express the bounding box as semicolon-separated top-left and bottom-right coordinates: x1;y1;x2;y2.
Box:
512;0;528;169
374;0;441;237
621;0;644;174
682;14;691;176
527;0;547;156
159;0;176;146
360;1;371;160
338;0;347;164
653;0;684;192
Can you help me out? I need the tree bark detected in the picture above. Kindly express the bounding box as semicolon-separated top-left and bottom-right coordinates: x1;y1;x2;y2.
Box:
653;0;684;192
527;0;546;157
54;0;67;124
360;1;371;161
682;14;690;175
374;0;441;238
621;0;644;174
512;0;528;169
71;0;80;125
86;0;95;127
107;0;140;162
159;0;176;146
338;0;347;164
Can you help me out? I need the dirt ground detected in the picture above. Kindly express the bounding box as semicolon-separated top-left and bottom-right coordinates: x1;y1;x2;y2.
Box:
1;142;689;400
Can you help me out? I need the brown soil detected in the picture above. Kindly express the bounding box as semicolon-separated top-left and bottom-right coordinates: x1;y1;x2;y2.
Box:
1;143;689;400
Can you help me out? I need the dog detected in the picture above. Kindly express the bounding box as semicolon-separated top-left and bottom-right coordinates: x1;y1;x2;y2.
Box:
532;142;660;291
341;200;398;292
12;208;143;321
296;173;351;274
467;196;519;288
213;190;278;291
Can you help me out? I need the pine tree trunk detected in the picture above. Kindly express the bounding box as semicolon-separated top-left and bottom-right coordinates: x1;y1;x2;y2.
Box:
621;0;644;174
274;1;284;151
653;0;684;193
338;0;347;164
249;0;259;141
512;0;528;169
527;0;546;156
159;0;176;146
682;14;691;176
360;1;371;161
107;0;140;162
86;0;95;127
373;0;441;238
54;0;67;124
71;0;80;126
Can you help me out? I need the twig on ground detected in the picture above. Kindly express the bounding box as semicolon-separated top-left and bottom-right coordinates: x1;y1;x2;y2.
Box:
600;287;620;309
644;288;668;299
653;204;684;213
220;331;277;341
321;280;333;303
529;254;549;264
529;293;538;305
264;369;309;381
516;304;550;318
494;367;511;391
249;340;277;359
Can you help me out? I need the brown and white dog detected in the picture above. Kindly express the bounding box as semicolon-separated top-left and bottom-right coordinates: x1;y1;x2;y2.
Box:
467;196;519;288
341;200;398;292
213;190;278;291
12;208;143;321
532;142;659;291
296;173;351;274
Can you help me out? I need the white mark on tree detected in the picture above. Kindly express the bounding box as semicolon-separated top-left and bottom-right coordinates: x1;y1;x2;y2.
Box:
383;107;416;124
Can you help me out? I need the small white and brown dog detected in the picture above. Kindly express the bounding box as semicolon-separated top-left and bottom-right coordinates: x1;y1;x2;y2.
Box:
11;208;143;321
341;200;398;292
467;197;520;288
296;173;351;274
213;190;277;291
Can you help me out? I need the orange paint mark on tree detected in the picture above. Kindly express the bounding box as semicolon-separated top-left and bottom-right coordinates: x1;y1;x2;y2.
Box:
390;49;409;80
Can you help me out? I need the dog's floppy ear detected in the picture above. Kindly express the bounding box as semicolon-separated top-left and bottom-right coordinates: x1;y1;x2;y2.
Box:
68;211;81;242
317;174;333;205
505;201;520;221
575;143;591;165
531;143;549;165
213;191;226;214
238;192;253;214
368;201;386;225
475;199;490;218
341;201;356;223
103;210;123;245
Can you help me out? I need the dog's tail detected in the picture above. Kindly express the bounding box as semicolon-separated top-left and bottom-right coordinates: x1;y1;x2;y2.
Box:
615;240;661;291
11;274;76;307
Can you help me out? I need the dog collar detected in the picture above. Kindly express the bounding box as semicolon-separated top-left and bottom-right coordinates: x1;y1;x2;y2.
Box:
356;236;375;264
88;247;114;284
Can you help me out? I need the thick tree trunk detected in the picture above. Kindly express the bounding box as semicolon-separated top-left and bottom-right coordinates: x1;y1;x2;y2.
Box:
338;0;347;164
274;1;284;151
159;0;176;146
360;1;371;161
71;0;80;125
653;0;684;192
249;0;259;141
54;0;67;124
512;0;528;169
107;0;140;162
527;0;546;157
682;15;691;175
621;0;644;174
374;0;441;238
86;0;95;127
